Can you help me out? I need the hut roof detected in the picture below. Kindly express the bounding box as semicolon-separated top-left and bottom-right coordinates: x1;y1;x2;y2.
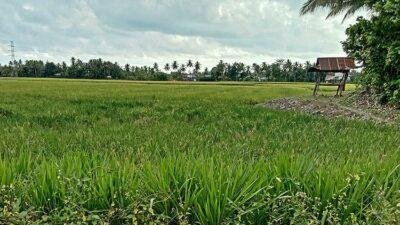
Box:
309;57;356;72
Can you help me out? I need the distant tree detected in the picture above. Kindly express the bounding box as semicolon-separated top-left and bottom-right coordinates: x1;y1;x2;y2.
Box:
124;64;130;72
61;62;67;77
44;62;59;77
23;60;45;77
270;62;282;81
283;60;293;81
164;63;170;72
172;61;179;72
111;62;123;79
211;60;226;81
186;60;193;74
227;62;244;81
204;67;209;77
0;64;13;77
179;64;186;73
244;65;251;80
260;62;270;81
71;57;76;66
194;61;201;73
252;63;261;78
86;58;103;79
67;58;86;78
187;60;193;67
153;62;159;72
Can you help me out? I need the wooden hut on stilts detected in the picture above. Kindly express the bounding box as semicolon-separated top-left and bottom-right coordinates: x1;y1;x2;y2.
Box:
308;57;356;97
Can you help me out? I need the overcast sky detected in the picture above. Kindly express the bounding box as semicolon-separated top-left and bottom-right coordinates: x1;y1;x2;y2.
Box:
0;0;362;68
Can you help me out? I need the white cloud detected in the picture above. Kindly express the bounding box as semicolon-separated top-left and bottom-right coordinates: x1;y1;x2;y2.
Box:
0;0;364;68
22;4;34;11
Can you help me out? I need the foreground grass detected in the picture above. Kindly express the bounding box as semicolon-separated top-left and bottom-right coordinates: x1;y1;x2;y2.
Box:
0;78;399;224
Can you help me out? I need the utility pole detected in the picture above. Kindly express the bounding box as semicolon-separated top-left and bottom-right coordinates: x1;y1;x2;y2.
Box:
9;41;16;76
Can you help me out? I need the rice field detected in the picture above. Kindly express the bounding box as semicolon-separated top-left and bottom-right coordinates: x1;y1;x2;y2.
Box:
0;78;399;224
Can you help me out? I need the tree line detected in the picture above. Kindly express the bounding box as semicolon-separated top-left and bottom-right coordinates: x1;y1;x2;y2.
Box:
0;57;324;82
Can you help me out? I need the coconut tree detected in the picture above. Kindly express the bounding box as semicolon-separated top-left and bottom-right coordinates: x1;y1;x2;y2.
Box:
300;0;370;21
124;64;130;72
172;61;179;72
179;64;186;73
252;63;261;77
153;62;159;72
164;63;170;72
186;60;193;74
194;61;201;73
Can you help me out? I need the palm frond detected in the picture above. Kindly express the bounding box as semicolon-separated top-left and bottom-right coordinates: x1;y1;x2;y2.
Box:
341;2;365;21
300;0;368;22
300;0;334;15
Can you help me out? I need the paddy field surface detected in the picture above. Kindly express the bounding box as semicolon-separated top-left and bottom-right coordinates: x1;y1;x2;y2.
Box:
0;78;399;224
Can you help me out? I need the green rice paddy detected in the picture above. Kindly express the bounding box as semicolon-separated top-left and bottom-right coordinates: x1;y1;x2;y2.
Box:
0;78;399;224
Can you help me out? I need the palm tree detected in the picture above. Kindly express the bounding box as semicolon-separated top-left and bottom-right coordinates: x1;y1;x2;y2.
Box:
180;64;186;73
164;63;170;72
194;61;201;73
153;62;159;72
203;67;209;79
71;57;76;66
124;64;130;72
186;60;193;74
186;59;193;67
300;0;369;21
172;61;178;72
179;64;186;81
245;65;251;79
252;63;261;76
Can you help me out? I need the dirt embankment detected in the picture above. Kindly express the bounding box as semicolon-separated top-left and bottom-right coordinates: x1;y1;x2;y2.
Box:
261;92;399;124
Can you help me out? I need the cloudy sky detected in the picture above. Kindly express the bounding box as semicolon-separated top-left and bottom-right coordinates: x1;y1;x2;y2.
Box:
0;0;362;68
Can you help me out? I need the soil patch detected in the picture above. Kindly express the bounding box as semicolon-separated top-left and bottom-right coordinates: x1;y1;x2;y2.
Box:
261;94;399;124
341;91;399;122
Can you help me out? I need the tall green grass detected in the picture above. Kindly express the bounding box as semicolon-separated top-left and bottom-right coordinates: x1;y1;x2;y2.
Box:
0;78;399;224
